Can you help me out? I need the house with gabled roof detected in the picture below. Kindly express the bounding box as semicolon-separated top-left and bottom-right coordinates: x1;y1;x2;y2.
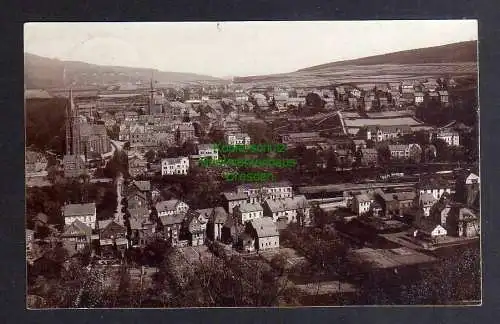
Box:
129;216;155;247
414;92;424;104
352;193;374;216
61;219;92;251
62;203;96;230
130;180;151;193
247;217;279;251
376;191;416;218
62;154;86;178
221;192;248;214
155;199;189;217
197;143;219;160
263;195;310;226
417;177;453;200
182;210;205;246
221;214;245;244
197;207;228;241
159;213;185;247
418;192;438;217
239;232;256;253
97;219;128;257
233;202;263;224
440;205;480;238
437;90;449;103
33;212;49;233
161;156;190;175
413;220;447;242
127;190;149;209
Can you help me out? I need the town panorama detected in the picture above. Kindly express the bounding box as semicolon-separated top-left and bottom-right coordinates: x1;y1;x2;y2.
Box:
25;22;480;308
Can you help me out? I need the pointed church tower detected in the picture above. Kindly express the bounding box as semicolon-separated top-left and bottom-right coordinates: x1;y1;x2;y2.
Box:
148;72;155;115
65;89;73;155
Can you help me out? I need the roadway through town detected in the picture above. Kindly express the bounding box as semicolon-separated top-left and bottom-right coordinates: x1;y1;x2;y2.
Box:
114;172;124;225
110;139;126;226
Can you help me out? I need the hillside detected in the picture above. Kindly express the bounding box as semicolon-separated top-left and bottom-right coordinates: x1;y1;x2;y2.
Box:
233;41;478;86
24;53;223;89
299;41;477;72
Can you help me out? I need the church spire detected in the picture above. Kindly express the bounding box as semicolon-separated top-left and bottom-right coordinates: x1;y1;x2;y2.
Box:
65;89;74;155
148;71;155;115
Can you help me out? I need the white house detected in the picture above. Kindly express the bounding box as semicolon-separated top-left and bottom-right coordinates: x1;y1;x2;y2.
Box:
221;192;248;214
198;143;219;160
465;173;480;185
418;179;452;200
414;92;424;104
352;193;373;216
249;217;280;251
414;222;447;240
234;202;263;224
350;88;362;98
225;133;251;145
62;202;97;229
155;199;189;217
161;156;189;175
236;181;293;203
436;130;460;147
263;195;310;225
418;192;438;217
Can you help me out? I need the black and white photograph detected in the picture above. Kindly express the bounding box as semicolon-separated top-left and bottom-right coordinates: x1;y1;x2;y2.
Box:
24;21;480;308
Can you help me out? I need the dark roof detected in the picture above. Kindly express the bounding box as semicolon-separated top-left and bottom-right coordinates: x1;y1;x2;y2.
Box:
380;191;416;201
237;202;263;213
129;218;144;230
128;207;150;220
354;193;372;203
62;203;96;217
128;191;148;203
155;199;186;212
186;210;204;233
418;177;452;190
132;180;151;192
62;219;92;237
35;213;48;224
250;217;279;238
196;206;228;224
264;195;308;213
416;219;445;234
419;192;437;205
222;192;247;201
99;220;126;233
159;213;185;226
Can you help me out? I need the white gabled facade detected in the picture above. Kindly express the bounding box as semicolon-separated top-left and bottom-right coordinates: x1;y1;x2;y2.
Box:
436;130;460;147
225;133;251;145
161;157;189;175
198;144;219;160
62;203;97;230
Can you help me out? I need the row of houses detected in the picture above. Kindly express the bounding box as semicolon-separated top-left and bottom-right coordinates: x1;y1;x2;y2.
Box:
344;173;480;242
119;121;196;148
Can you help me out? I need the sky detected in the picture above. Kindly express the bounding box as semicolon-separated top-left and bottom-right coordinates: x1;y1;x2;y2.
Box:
24;21;478;78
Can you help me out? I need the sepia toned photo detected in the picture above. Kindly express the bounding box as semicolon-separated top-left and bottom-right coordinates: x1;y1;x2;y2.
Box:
24;21;480;308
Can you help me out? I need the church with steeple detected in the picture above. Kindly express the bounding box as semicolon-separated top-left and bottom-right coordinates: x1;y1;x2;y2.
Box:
63;89;111;177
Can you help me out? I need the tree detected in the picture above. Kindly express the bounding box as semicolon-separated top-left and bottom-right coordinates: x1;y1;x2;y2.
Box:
179;140;197;156
354;147;363;166
432;138;450;161
144;150;156;163
305;92;325;108
377;145;391;165
26;98;67;154
208;128;225;143
107;124;120;141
